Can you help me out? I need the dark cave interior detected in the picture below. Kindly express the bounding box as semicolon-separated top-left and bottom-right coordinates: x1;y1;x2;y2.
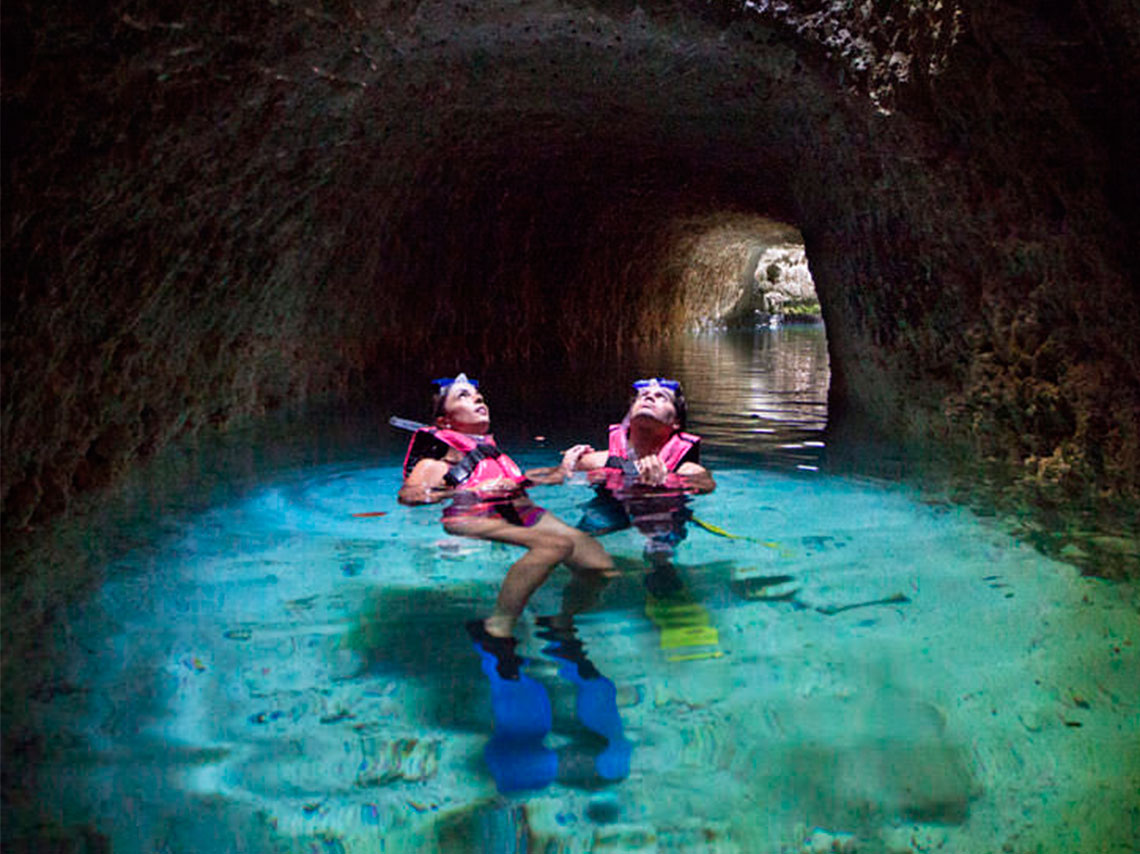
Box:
2;0;1138;569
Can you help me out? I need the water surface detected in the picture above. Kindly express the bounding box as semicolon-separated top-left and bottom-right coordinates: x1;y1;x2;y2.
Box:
7;326;1138;854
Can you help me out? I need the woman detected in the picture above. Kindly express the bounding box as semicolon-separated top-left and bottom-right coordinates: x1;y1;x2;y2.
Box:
398;373;614;638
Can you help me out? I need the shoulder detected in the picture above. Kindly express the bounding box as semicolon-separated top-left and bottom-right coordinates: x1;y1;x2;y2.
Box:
408;455;449;475
403;429;454;477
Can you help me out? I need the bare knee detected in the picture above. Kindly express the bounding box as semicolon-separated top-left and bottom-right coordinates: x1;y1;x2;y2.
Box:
534;533;573;565
567;530;614;571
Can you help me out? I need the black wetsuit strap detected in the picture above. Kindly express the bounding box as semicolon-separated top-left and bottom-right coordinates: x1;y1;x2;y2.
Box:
605;455;639;476
405;431;450;478
445;442;502;486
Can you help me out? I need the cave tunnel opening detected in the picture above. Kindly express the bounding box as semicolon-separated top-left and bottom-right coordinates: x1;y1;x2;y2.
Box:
338;150;831;460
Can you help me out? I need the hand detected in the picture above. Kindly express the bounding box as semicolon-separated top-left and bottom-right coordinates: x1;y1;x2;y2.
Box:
635;454;668;486
470;476;522;498
560;444;595;472
398;482;455;505
586;468;609;486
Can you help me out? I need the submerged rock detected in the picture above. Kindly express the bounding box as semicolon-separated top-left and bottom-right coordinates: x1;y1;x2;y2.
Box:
356;730;442;787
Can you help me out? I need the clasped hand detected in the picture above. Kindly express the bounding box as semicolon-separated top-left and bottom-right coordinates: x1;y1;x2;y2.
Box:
633;453;668;486
560;444;594;471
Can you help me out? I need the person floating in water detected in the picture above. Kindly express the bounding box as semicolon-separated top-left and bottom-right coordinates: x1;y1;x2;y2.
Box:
530;377;721;660
397;373;628;792
398;373;614;638
531;376;713;484
530;376;715;555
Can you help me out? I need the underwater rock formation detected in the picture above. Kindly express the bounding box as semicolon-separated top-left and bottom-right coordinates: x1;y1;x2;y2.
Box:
3;1;1137;568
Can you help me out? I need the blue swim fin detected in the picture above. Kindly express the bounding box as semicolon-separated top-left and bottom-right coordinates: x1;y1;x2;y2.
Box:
558;665;631;781
468;620;558;792
535;616;632;782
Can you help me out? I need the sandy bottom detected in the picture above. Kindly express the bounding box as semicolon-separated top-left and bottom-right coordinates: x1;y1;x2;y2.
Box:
16;464;1139;853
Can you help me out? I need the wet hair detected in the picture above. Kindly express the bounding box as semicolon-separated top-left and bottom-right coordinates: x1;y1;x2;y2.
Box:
629;384;688;430
431;389;449;420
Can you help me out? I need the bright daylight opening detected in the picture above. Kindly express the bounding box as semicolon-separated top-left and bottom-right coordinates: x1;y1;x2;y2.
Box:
673;214;821;332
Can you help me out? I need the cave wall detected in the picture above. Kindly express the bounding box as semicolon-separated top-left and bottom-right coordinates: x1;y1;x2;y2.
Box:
3;1;1137;550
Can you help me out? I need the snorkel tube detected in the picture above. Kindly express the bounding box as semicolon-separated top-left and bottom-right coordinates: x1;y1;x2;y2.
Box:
390;416;428;433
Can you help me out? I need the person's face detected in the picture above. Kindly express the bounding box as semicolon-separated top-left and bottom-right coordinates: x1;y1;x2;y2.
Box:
440;382;490;432
629;385;679;428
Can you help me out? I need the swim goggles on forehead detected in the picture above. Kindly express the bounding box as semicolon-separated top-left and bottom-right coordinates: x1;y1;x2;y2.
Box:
432;373;479;390
632;378;680;392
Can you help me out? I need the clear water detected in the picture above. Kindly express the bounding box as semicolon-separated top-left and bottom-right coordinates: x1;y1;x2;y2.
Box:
8;327;1139;854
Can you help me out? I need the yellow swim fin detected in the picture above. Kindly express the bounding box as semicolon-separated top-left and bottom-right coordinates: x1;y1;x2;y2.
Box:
644;594;723;662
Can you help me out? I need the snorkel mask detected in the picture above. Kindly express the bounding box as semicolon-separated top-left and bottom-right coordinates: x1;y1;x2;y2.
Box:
432;372;479;391
632;378;680;393
431;372;480;419
628;377;686;429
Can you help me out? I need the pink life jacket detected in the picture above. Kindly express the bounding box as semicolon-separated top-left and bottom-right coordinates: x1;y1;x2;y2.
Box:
403;427;528;491
601;424;701;491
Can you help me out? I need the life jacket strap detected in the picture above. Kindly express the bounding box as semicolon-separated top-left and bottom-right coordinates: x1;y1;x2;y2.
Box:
445;442;503;486
605;455;639;476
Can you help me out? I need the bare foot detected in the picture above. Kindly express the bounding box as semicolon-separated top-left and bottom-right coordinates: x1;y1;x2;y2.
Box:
484;613;516;638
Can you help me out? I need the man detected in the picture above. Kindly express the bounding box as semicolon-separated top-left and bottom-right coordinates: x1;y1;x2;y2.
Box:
531;377;715;562
557;377;715;495
531;377;721;660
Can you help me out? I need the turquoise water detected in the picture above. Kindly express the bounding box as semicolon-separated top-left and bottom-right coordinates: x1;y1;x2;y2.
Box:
8;328;1139;853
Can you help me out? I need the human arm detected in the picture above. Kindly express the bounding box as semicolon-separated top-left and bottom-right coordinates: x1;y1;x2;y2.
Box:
398;457;456;505
523;444;608;484
677;461;716;494
609;456;714;492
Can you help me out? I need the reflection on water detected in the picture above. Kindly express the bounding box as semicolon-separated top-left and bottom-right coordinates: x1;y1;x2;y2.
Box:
622;325;831;471
4;327;1139;854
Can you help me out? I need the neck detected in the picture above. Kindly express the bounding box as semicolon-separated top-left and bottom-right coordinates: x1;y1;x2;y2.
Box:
440;422;489;437
627;417;674;458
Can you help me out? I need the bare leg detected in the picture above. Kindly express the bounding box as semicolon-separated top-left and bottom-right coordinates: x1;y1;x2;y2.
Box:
444;513;590;636
545;517;615;574
557;570;612;622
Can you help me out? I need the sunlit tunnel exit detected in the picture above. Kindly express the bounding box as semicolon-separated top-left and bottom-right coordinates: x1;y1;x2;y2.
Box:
672;215;821;333
633;214;829;474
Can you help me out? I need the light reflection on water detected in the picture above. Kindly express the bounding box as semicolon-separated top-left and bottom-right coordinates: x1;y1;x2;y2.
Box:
628;325;831;471
9;327;1139;854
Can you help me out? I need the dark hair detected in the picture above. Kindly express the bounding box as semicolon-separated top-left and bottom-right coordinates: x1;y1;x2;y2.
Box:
672;387;688;430
431;388;449;420
428;385;451;419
